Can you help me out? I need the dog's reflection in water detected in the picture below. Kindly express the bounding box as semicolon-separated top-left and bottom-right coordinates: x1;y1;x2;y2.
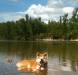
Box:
35;69;47;75
16;52;48;73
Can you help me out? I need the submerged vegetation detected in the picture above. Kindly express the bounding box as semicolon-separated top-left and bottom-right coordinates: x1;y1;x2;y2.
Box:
0;8;78;40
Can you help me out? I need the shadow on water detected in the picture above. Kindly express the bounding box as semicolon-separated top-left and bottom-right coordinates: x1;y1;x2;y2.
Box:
0;41;78;75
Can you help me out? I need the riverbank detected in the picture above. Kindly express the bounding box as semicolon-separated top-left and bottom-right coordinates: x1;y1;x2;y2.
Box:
0;39;78;42
42;38;78;42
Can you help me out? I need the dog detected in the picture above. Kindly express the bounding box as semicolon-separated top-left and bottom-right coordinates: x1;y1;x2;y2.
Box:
16;52;48;72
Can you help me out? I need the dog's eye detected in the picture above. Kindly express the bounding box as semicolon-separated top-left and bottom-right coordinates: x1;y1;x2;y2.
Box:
38;54;40;56
44;54;47;56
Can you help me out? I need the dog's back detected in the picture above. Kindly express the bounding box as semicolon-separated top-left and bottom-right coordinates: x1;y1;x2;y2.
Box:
16;60;40;72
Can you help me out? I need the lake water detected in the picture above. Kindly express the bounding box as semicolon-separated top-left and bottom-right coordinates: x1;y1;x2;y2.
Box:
0;41;78;75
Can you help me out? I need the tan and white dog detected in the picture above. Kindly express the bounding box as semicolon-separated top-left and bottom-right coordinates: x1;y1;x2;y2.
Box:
16;52;48;72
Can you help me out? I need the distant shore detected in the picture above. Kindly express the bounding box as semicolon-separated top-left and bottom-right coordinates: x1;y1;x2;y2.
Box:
41;38;78;42
0;39;78;42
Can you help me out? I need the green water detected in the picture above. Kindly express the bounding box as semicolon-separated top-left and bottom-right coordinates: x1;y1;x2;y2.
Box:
0;41;78;75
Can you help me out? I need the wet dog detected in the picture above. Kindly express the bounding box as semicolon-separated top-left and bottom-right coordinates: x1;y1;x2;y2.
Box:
16;52;48;72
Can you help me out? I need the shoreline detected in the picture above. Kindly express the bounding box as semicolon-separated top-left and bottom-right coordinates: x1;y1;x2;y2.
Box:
42;39;78;42
0;39;78;42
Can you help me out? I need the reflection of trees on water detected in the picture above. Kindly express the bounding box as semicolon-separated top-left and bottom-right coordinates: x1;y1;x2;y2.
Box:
56;42;78;72
0;42;34;60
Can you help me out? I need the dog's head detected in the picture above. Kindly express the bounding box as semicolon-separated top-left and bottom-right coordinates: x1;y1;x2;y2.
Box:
36;52;48;59
36;52;48;67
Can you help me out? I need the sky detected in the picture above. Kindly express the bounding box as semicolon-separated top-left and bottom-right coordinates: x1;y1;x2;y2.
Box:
0;0;78;23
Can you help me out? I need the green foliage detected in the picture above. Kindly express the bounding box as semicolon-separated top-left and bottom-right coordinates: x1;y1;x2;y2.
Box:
0;8;78;41
0;14;48;40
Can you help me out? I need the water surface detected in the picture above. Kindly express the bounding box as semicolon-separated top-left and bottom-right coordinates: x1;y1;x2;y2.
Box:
0;41;78;75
